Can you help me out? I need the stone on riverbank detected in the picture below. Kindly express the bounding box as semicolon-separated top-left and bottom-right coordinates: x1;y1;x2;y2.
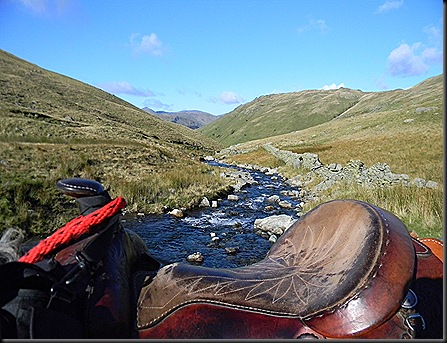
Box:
266;195;280;203
168;209;184;218
200;197;210;207
225;247;239;254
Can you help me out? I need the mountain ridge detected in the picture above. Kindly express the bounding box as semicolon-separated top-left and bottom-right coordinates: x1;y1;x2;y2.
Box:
198;75;443;147
142;107;219;129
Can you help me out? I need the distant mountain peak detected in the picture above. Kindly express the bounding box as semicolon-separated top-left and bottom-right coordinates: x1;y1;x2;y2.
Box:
142;108;219;129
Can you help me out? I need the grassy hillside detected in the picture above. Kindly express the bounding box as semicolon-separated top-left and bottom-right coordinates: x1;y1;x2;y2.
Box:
199;88;365;146
200;76;443;149
1;48;442;239
0;49;229;236
0;50;219;149
219;75;443;238
225;75;443;181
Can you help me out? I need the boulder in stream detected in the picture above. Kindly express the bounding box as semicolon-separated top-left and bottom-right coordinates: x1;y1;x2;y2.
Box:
254;214;296;236
187;252;204;263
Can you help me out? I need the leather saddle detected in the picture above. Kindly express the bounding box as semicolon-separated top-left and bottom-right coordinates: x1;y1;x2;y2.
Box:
3;178;441;339
136;199;443;339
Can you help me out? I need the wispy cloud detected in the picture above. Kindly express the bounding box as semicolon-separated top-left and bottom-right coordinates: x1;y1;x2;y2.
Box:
17;0;77;17
143;98;172;111
297;18;328;34
321;83;345;90
19;0;48;14
377;0;404;13
97;81;156;97
423;24;442;45
130;33;166;57
210;91;245;105
421;47;443;65
375;74;389;90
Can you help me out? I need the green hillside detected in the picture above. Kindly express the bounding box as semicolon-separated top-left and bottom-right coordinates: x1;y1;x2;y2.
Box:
0;49;228;235
218;75;443;238
199;75;443;147
199;88;365;146
0;49;220;150
0;48;442;238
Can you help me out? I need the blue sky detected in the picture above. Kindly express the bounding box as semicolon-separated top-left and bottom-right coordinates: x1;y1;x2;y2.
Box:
0;0;443;115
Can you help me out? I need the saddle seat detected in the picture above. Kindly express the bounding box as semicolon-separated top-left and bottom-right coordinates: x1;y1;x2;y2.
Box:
136;199;416;338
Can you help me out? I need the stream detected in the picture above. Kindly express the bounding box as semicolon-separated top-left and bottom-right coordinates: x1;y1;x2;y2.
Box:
124;161;303;269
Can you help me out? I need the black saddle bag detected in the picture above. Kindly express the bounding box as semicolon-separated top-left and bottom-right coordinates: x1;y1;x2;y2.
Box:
0;220;161;339
0;197;121;339
0;261;86;338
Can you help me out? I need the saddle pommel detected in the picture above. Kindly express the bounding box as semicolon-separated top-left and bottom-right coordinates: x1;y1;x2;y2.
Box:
57;178;105;198
57;178;112;215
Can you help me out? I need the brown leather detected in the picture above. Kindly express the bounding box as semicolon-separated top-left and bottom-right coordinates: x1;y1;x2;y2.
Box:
417;237;443;262
355;237;444;339
412;237;443;279
137;199;416;338
353;309;415;339
137;302;324;339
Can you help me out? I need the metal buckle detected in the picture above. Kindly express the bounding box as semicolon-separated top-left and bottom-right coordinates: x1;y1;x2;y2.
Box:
405;313;426;331
296;333;320;339
401;289;418;309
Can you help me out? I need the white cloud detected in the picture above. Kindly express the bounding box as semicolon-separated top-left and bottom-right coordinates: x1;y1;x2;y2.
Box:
421;47;443;65
321;83;345;90
377;0;404;13
218;91;245;104
97;81;155;97
387;43;432;77
130;33;165;57
386;22;443;78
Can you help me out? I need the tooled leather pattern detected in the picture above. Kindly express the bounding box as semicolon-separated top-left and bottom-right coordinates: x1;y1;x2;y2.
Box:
137;206;380;329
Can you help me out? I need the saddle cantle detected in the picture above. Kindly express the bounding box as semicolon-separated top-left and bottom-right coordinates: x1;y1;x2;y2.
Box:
136;199;418;338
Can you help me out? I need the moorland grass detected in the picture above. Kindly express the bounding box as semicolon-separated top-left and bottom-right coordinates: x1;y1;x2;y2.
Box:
0;50;226;237
0;141;232;236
